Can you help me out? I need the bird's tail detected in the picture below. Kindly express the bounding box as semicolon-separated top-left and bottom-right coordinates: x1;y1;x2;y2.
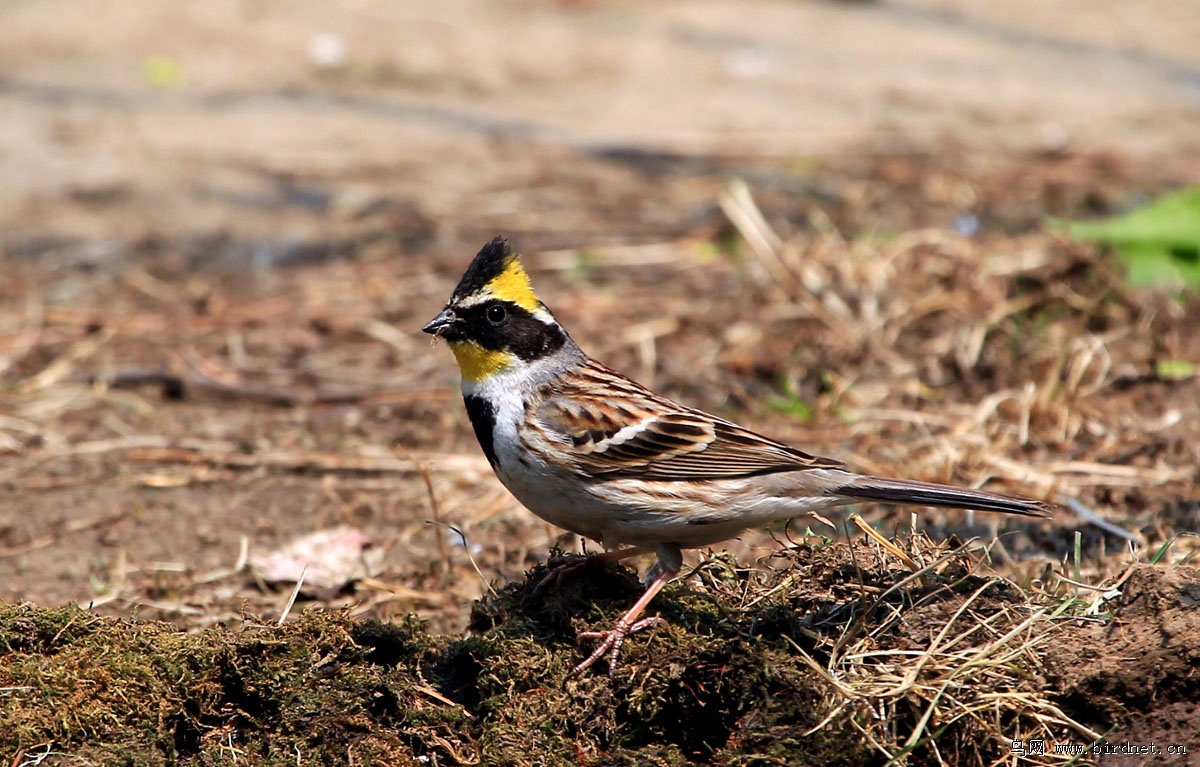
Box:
833;475;1051;517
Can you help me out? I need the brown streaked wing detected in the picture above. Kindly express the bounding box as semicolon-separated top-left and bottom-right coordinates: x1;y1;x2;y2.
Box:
531;359;842;480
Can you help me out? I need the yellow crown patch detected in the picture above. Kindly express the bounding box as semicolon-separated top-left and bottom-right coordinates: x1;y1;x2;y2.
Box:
486;257;539;313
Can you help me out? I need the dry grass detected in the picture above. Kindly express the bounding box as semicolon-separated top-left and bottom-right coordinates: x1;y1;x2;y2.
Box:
1;148;1198;763
2;176;1197;618
781;531;1103;766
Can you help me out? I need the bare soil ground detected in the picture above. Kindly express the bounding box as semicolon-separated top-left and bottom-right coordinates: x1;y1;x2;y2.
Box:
2;1;1200;765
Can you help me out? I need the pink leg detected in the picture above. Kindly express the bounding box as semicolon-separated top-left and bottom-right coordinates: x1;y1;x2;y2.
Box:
569;566;676;678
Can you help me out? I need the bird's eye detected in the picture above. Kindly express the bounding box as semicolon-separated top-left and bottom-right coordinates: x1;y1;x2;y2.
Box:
486;304;508;325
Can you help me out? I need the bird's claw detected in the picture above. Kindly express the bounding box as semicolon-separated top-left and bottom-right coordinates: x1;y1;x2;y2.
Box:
569;615;667;678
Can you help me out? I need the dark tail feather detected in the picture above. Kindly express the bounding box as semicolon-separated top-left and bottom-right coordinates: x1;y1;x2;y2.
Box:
836;476;1051;518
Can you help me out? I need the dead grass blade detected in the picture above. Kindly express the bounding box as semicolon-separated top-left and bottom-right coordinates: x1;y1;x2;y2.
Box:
788;532;1101;765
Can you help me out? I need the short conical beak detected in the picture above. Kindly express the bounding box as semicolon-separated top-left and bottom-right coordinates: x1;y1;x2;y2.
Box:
422;308;457;336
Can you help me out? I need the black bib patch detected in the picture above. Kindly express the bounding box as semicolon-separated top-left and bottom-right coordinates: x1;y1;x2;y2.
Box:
464;395;500;469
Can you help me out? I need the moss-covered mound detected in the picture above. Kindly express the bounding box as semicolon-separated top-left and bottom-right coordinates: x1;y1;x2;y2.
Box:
3;539;1196;765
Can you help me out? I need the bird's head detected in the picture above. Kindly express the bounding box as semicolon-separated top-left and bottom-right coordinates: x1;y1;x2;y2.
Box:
423;237;567;382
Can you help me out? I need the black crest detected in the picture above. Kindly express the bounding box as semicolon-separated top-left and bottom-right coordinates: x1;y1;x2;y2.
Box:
452;236;515;301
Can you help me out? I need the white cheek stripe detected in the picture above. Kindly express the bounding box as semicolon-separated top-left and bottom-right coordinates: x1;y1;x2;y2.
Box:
453;292;492;309
452;294;554;323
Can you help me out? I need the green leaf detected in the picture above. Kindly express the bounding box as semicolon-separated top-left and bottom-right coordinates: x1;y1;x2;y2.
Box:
1056;187;1200;289
141;56;187;88
768;377;814;422
1155;359;1198;380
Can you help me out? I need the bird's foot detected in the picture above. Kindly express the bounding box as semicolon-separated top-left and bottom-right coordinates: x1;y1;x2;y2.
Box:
567;566;675;678
570;615;667;678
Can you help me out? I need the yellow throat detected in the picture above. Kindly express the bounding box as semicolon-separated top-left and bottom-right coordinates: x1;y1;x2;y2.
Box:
450;341;514;383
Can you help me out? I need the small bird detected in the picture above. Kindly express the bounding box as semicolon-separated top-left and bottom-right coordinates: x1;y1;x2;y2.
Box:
423;237;1050;676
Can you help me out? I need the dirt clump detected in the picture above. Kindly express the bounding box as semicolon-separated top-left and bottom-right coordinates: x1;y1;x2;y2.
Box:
6;538;1196;765
1043;565;1200;765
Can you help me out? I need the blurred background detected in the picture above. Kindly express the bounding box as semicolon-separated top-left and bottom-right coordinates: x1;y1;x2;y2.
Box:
3;0;1198;248
1;0;1198;632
